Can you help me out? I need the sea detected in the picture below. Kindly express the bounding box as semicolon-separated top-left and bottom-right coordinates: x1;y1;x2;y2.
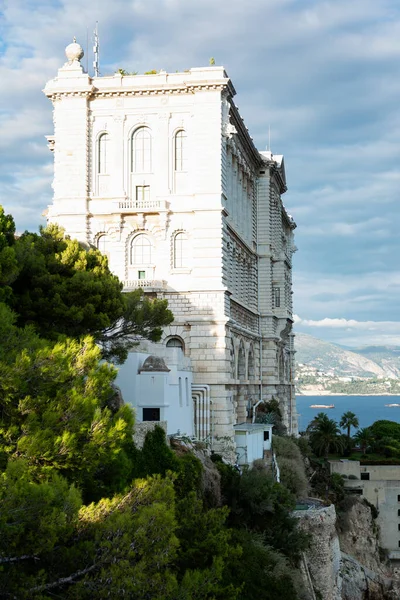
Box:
296;395;400;433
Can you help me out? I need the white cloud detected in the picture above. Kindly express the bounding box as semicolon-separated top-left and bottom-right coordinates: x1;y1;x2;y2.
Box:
294;315;400;331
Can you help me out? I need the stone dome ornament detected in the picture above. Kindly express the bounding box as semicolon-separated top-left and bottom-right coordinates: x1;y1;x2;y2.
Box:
139;356;170;373
65;37;84;63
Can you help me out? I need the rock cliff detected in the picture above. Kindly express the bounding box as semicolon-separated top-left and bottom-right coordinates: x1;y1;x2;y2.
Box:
295;498;400;600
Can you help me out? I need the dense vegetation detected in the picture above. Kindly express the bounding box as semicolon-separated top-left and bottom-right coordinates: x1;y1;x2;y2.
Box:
305;409;400;463
0;206;309;599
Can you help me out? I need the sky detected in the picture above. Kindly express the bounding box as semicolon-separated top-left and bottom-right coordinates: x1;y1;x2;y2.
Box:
0;0;399;348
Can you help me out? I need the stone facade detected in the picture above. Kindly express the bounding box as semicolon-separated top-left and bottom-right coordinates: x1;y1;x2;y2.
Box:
43;42;298;453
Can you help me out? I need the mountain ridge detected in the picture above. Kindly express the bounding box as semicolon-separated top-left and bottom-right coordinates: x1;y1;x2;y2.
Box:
294;332;400;379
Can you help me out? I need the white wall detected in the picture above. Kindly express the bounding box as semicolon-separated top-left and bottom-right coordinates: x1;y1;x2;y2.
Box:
116;351;194;436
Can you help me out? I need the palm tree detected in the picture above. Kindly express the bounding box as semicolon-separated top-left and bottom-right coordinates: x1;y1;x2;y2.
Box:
354;428;374;455
307;412;330;432
309;417;345;458
339;411;359;448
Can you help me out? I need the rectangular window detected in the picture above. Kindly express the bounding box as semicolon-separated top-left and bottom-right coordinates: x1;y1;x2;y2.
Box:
142;408;160;422
398;495;400;502
273;287;281;308
264;431;270;441
138;270;146;280
360;472;370;481
136;185;150;204
398;524;400;531
398;509;400;516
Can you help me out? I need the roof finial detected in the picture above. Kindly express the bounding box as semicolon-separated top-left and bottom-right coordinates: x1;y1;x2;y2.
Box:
65;37;84;63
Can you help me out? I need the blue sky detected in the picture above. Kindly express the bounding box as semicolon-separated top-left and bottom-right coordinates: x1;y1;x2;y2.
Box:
0;0;399;348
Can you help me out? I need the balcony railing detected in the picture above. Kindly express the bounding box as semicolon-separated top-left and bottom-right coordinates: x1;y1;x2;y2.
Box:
123;279;168;291
117;199;163;212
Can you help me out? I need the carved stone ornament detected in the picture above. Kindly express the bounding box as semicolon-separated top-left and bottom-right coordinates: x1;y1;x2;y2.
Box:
223;122;237;138
65;38;84;63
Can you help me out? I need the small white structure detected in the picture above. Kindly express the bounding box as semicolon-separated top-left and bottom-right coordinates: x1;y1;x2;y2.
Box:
117;351;194;437
234;423;273;466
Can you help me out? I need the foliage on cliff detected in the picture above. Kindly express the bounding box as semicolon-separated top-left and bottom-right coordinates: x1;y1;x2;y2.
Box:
273;436;308;497
0;304;308;598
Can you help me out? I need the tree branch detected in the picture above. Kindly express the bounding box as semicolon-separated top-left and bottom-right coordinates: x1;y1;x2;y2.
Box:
0;554;39;564
29;563;98;593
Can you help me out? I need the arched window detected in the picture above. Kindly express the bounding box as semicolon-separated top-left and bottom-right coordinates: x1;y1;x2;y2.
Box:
174;129;187;172
98;133;110;174
166;337;184;350
131;127;152;173
173;231;188;269
97;234;110;257
131;234;152;264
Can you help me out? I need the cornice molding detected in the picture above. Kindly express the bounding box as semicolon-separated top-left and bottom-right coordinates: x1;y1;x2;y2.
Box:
44;82;229;101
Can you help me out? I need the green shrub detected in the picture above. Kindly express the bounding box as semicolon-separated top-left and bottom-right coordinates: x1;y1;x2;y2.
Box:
175;453;203;498
273;436;303;461
278;457;308;498
294;435;313;457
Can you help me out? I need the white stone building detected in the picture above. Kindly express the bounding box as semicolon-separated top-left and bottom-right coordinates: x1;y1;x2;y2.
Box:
43;40;298;455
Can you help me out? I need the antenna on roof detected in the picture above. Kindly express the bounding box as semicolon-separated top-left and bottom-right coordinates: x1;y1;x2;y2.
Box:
93;22;100;77
268;125;271;152
86;27;89;73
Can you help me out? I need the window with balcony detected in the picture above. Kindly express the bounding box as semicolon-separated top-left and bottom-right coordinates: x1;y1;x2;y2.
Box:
136;185;150;205
131;234;152;265
174;129;187;172
132;127;152;173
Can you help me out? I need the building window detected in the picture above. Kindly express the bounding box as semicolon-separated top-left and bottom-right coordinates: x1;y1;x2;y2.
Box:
264;431;270;441
96;234;110;261
98;133;109;174
166;337;184;350
142;407;160;421
398;495;400;502
132;127;152;173
398;509;400;516
360;472;370;481
138;270;146;280
174;129;187;172
273;287;281;308
131;234;152;265
173;231;188;268
136;185;150;204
